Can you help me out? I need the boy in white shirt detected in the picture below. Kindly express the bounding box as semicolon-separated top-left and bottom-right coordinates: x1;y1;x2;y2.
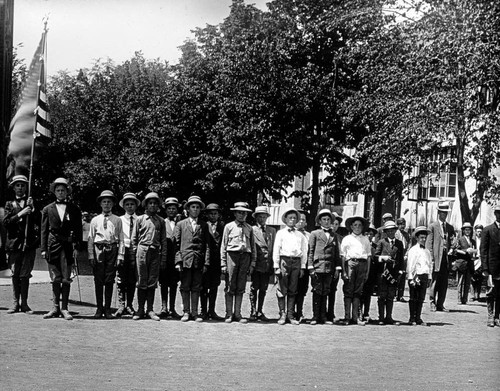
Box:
407;226;432;326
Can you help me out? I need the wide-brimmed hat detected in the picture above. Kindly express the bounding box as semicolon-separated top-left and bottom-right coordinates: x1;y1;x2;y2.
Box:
231;202;252;213
383;221;398;231
49;177;72;195
205;203;221;212
96;190;117;204
9;174;29;188
437;201;451;212
281;207;300;224
252;205;270;218
345;215;368;229
142;192;162;208
382;213;393;220
164;197;181;208
315;209;334;225
461;222;473;231
119;192;140;208
414;226;429;237
184;195;205;210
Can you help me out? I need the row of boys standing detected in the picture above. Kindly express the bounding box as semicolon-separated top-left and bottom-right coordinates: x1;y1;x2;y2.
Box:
2;174;407;324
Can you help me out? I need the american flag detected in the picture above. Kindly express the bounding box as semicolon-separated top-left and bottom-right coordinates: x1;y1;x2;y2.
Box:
7;22;52;177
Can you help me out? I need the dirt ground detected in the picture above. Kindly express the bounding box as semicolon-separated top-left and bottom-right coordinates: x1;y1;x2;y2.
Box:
1;258;499;391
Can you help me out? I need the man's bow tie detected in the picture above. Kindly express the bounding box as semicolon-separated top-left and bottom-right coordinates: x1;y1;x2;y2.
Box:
56;199;67;204
288;227;296;232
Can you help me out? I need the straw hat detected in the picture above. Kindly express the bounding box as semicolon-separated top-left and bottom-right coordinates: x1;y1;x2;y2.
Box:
281;207;300;224
141;192;162;208
315;209;334;225
230;202;252;213
184;195;205;210
461;222;473;231
382;213;393;220
96;190;117;204
252;205;270;218
437;201;451;212
164;197;182;208
205;203;221;212
382;221;398;231
414;226;429;237
119;192;140;208
49;177;72;195
9;175;28;187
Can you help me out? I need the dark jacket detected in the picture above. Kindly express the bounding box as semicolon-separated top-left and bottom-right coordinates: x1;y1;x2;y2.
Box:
41;201;83;264
374;237;405;280
252;225;276;273
2;199;40;251
480;222;500;279
174;218;210;269
307;229;341;274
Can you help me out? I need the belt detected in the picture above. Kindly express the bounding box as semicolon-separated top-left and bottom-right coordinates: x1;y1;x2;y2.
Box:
95;243;117;251
349;258;367;262
280;256;301;260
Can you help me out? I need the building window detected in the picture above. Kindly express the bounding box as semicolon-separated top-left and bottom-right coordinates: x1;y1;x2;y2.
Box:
425;169;457;199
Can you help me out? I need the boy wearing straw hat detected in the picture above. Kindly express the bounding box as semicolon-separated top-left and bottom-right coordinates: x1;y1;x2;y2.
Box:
174;195;211;322
374;220;404;325
221;202;256;323
407;226;432;325
41;178;83;320
115;192;140;317
3;175;40;314
88;190;125;319
131;192;168;321
273;208;308;325
340;215;372;325
158;197;182;319
200;203;225;320
308;209;341;325
249;205;276;321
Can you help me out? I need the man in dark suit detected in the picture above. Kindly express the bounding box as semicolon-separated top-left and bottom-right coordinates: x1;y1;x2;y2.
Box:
374;221;405;325
395;217;411;302
2;175;40;314
159;197;182;319
41;178;83;320
426;201;455;312
174;196;211;322
480;205;500;327
200;203;225;320
249;206;276;321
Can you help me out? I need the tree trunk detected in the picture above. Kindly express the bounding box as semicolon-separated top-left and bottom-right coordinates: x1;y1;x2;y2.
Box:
456;137;471;224
308;155;321;231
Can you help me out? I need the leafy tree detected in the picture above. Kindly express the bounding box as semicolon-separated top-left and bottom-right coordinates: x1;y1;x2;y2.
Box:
344;0;500;223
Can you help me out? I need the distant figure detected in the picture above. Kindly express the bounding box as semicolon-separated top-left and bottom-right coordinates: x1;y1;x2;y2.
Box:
471;224;483;301
480;205;500;327
452;222;477;305
426;201;455;312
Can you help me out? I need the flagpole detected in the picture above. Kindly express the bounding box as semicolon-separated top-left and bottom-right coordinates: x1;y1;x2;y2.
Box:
23;20;48;251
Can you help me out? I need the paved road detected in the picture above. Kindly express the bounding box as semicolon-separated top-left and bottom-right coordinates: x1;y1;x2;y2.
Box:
1;269;499;391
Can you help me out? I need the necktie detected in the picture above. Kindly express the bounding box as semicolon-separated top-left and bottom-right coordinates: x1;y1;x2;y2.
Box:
129;216;134;238
262;226;267;243
420;245;425;249
103;214;110;230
